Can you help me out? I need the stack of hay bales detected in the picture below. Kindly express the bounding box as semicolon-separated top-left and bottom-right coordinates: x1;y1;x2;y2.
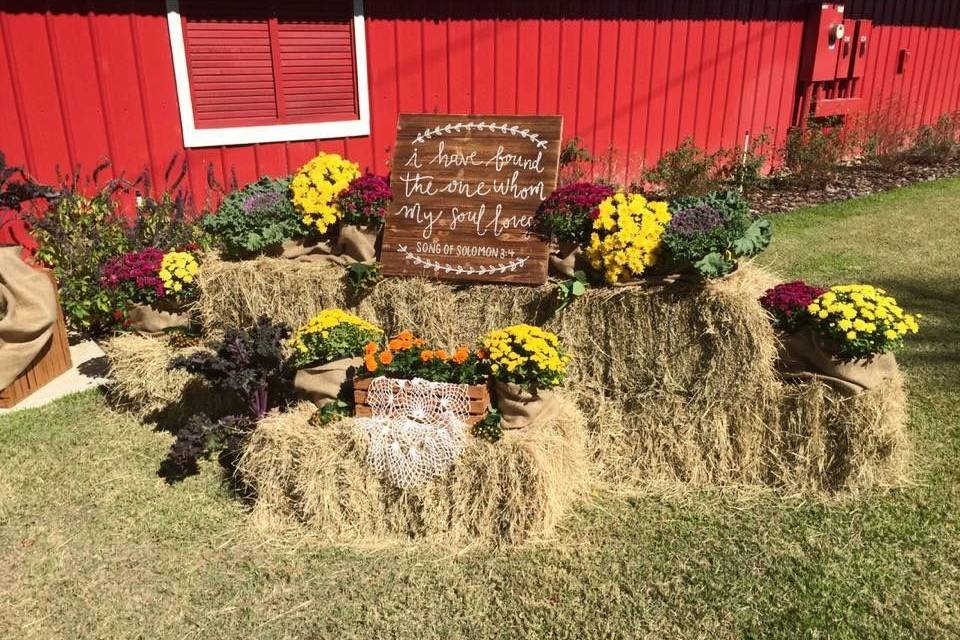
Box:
199;255;908;492
238;398;589;546
102;254;910;543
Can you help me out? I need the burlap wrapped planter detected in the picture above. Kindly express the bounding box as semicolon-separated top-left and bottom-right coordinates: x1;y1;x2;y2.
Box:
270;237;354;267
548;241;582;279
777;327;899;395
268;226;378;266
293;356;363;407
336;224;379;263
127;301;191;334
492;380;561;429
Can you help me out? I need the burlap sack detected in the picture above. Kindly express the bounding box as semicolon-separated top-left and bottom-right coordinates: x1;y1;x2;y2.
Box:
128;302;191;334
273;238;351;266
548;241;582;279
336;225;379;263
0;246;57;390
778;327;899;395
294;356;363;407
492;379;561;429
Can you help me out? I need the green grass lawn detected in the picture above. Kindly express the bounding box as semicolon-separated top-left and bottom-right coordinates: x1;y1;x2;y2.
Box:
2;179;959;639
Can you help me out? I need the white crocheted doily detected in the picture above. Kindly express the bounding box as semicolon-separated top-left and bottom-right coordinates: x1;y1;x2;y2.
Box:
356;377;471;489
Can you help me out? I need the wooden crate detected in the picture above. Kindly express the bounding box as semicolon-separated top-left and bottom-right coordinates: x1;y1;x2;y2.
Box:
0;270;73;409
353;377;490;426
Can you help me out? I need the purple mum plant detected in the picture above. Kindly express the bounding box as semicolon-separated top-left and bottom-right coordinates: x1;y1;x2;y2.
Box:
759;280;828;332
338;173;392;227
539;181;616;244
100;247;166;305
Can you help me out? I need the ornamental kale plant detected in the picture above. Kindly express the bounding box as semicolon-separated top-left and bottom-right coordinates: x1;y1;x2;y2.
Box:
337;173;392;227
202;177;301;258
162;414;255;481
669;188;751;218
100;247;166;306
759;281;828;332
170;316;291;418
165;317;292;480
538;182;615;245
662;205;734;262
662;190;771;279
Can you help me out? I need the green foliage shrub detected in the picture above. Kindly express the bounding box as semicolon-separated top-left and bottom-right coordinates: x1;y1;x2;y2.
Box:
782;122;845;188
714;132;771;189
644;138;722;200
908;112;960;163
20;162;207;336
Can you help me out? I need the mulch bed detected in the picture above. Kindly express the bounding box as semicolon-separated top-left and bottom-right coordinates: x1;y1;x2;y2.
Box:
747;157;960;214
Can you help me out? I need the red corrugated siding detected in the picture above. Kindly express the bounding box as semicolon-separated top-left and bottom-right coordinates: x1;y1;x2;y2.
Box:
1;0;960;228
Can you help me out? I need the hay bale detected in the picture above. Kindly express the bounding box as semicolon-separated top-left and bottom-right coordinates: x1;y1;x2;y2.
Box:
197;254;362;331
769;373;909;493
101;333;232;425
238;397;589;546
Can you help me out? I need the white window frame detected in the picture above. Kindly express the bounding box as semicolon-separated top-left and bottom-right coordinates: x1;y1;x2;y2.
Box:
165;0;370;147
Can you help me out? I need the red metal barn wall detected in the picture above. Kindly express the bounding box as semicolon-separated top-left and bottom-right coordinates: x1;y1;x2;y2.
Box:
1;0;960;229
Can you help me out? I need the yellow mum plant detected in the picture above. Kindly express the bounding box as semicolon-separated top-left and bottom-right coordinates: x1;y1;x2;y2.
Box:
158;251;200;301
289;309;382;368
290;152;361;235
806;284;920;359
479;324;571;390
585;192;671;284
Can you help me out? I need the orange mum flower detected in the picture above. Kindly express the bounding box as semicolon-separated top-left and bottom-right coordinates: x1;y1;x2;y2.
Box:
420;350;434;362
435;349;449;361
388;334;411;350
364;342;378;356
364;354;378;372
379;350;394;365
452;346;469;364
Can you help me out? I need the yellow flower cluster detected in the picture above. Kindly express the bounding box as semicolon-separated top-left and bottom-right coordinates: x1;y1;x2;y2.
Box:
807;284;919;356
291;152;361;235
480;324;570;387
289;308;382;353
158;251;199;295
585;192;671;284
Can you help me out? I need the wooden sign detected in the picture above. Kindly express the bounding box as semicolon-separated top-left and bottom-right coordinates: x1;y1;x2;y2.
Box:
381;114;563;284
